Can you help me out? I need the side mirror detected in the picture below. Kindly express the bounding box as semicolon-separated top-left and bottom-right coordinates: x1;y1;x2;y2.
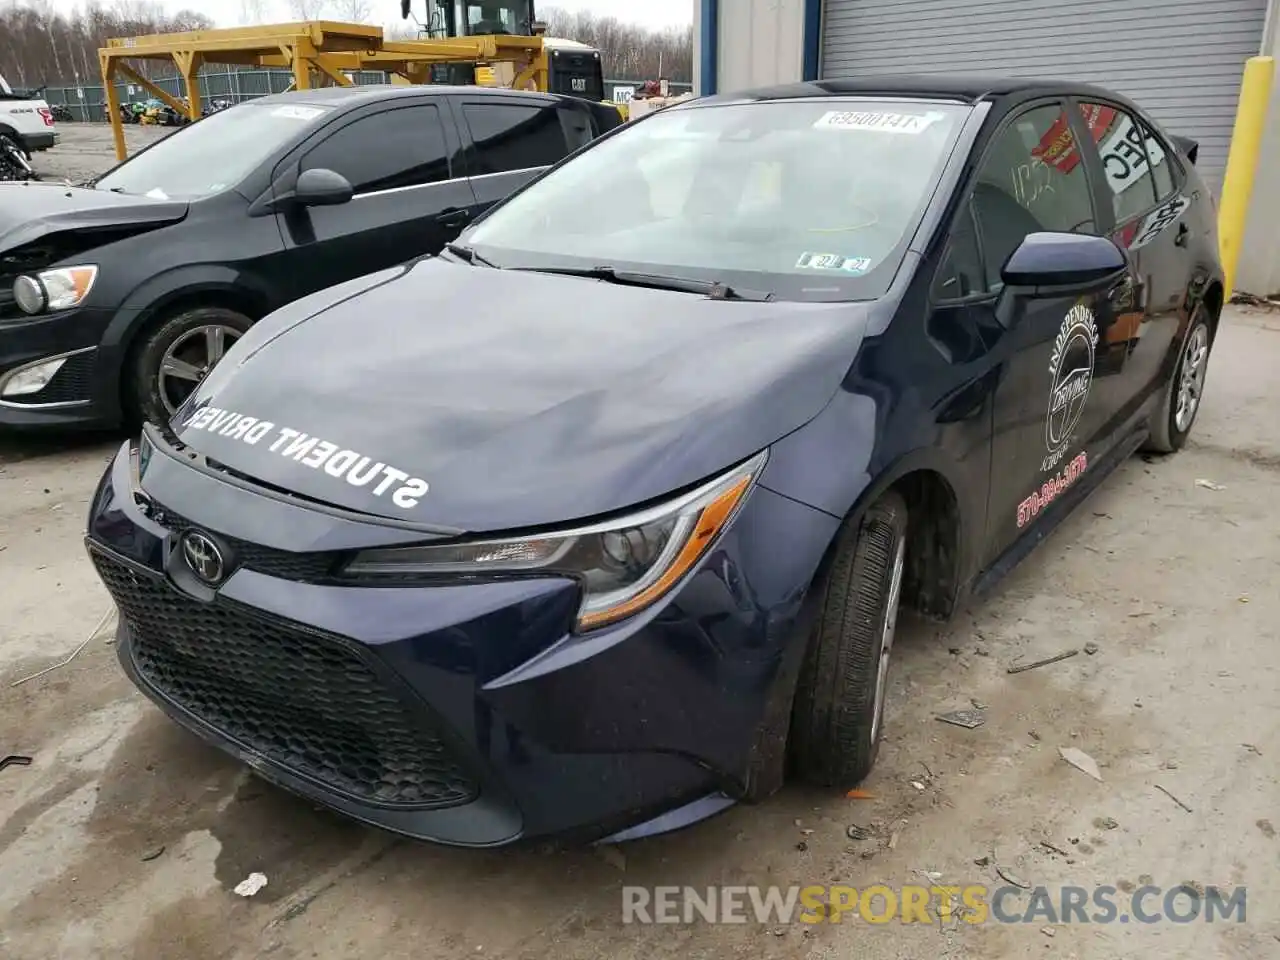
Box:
294;168;354;207
1001;232;1126;292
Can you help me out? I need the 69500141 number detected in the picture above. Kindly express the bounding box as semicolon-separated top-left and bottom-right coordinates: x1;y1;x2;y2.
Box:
1017;452;1088;529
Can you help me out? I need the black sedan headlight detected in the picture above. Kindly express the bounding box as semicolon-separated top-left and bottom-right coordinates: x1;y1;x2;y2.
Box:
346;451;767;631
12;265;98;315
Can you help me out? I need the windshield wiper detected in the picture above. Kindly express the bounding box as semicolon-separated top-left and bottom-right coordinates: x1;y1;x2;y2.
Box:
513;266;775;301
444;242;499;268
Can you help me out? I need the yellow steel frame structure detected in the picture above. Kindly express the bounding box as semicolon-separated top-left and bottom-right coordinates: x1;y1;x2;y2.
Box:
98;21;550;161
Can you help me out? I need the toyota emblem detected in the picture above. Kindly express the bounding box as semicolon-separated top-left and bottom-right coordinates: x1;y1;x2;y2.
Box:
181;530;226;585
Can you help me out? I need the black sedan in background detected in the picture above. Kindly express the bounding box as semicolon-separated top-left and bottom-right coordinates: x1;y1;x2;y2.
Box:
0;85;621;429
87;77;1221;846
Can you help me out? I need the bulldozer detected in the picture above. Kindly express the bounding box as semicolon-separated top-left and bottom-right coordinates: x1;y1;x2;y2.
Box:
400;0;607;102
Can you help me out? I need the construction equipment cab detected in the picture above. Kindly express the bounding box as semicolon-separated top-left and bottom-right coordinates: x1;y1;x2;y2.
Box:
402;0;607;102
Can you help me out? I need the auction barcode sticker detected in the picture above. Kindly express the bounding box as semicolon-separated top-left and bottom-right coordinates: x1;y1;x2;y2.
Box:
813;110;945;134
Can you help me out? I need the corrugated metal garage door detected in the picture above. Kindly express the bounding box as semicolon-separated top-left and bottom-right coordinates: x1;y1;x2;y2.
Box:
820;0;1268;191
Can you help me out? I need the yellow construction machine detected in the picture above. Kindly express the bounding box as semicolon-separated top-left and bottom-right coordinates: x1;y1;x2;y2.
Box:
97;17;623;161
401;0;607;102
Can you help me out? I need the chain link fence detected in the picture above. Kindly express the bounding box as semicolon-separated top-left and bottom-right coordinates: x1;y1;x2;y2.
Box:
40;67;691;123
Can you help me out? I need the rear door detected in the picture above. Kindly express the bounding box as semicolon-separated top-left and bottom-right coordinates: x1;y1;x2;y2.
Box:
272;99;474;302
1074;99;1192;413
450;95;596;217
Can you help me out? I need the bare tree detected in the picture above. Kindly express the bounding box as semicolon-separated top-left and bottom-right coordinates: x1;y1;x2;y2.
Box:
538;7;693;83
0;2;214;88
287;0;330;20
332;0;372;23
239;0;268;25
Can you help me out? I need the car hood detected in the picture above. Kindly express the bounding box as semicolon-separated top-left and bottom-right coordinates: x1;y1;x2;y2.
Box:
0;182;187;254
175;258;869;532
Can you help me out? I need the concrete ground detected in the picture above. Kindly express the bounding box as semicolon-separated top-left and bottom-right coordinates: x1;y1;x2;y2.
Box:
31;122;172;183
2;126;1278;960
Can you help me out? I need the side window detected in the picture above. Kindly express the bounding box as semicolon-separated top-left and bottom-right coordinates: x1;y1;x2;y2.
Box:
970;103;1098;288
1138;118;1176;200
301;104;451;194
557;104;594;152
462;102;569;175
1078;101;1159;222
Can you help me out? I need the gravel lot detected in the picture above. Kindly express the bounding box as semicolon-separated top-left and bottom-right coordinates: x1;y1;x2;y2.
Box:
31;121;173;183
2;124;1278;960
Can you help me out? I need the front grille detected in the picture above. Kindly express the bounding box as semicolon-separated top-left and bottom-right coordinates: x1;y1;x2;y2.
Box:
153;507;340;582
92;550;479;810
4;349;95;405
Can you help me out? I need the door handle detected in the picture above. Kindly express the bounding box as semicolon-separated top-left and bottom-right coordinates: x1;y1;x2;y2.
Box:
1174;222;1190;247
436;208;470;229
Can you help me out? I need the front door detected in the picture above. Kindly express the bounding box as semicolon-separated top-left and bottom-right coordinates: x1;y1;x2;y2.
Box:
950;100;1134;562
273;101;476;304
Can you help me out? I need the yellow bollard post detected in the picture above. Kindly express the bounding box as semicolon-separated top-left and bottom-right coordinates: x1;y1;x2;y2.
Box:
1217;55;1275;299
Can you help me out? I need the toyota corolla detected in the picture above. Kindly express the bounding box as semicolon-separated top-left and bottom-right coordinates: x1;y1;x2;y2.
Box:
86;77;1222;846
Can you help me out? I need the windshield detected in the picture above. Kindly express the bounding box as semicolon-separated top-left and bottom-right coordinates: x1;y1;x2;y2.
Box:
466;0;527;34
95;100;333;200
462;98;970;301
0;75;11;95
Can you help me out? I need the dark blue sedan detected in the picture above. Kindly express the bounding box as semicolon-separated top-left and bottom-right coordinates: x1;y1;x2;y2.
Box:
85;76;1222;846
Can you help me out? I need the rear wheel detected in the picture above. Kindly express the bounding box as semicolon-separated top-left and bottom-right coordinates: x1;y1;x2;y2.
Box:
130;307;252;427
790;491;909;788
1143;304;1213;454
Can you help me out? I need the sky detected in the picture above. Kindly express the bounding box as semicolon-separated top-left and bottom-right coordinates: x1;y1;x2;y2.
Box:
49;0;693;31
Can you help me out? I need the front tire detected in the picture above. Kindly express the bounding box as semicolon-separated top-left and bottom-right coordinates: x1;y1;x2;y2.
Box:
1143;304;1213;454
130;307;252;427
790;491;909;788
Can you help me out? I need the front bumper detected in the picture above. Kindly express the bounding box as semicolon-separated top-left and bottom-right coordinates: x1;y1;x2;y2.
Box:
0;307;120;428
85;436;839;846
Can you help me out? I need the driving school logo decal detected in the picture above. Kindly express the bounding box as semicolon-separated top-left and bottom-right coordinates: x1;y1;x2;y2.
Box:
1043;304;1098;472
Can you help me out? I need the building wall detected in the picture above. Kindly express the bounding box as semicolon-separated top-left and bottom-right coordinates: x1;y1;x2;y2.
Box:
692;0;807;95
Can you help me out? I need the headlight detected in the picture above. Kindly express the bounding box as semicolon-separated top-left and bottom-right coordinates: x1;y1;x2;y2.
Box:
12;265;98;315
345;450;767;631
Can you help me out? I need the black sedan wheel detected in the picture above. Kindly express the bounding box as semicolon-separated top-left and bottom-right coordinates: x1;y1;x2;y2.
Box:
131;307;252;426
790;491;909;788
1143;304;1213;454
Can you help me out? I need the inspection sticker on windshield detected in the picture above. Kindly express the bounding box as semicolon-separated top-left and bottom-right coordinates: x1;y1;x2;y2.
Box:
813;110;945;134
796;252;873;274
271;105;325;120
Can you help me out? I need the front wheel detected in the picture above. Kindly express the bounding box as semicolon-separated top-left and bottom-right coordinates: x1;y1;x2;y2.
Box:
789;491;909;788
1143;304;1213;454
130;307;252;427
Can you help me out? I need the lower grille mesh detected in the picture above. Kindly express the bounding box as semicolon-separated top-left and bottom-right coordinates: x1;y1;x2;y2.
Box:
92;550;478;809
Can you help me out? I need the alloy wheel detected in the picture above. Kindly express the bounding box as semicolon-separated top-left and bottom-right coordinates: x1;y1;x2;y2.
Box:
157;324;242;416
1174;322;1209;433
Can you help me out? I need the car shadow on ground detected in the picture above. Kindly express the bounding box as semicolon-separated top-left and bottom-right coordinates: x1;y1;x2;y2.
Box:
0;428;127;467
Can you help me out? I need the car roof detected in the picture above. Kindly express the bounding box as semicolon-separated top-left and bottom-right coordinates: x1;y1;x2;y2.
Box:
698;75;1132;108
249;84;561;109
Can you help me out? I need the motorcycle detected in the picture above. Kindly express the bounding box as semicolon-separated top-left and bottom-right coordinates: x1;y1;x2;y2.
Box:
118;102;147;124
0;134;38;182
50;104;73;122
